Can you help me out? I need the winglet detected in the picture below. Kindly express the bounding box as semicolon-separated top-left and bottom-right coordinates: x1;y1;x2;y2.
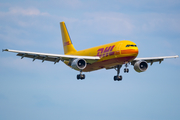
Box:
2;49;8;52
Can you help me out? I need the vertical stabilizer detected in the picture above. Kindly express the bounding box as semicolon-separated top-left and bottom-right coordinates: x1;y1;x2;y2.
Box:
60;22;77;54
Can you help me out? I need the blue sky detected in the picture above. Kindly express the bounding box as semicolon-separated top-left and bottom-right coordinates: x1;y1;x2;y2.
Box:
0;0;180;120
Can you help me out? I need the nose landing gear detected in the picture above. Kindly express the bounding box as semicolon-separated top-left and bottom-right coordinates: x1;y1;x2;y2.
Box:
124;63;129;73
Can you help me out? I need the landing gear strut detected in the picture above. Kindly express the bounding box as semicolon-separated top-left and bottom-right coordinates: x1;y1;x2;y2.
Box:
124;63;129;73
77;70;85;80
114;65;122;81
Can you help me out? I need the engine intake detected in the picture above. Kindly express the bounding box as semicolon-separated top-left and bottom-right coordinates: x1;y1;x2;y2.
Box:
134;61;148;73
71;59;87;70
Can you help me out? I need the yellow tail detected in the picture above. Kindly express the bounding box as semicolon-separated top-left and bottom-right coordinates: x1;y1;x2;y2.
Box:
60;22;77;54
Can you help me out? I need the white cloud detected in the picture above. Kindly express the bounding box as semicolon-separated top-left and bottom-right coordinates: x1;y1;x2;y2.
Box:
0;26;35;46
65;12;180;36
10;7;40;16
0;7;49;17
12;7;49;16
80;12;134;35
0;7;56;47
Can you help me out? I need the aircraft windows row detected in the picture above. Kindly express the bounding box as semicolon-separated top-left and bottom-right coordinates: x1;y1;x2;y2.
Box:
126;45;137;47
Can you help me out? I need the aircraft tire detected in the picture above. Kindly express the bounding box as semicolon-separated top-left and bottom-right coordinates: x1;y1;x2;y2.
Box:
114;76;116;81
119;75;122;81
124;68;126;73
81;74;85;80
124;68;129;73
77;75;80;80
114;76;122;81
126;68;129;73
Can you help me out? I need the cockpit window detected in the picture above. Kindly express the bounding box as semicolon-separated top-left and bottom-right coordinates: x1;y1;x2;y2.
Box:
126;44;137;47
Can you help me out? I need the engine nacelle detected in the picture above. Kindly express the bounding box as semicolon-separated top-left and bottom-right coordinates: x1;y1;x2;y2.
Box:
71;59;87;70
134;61;148;73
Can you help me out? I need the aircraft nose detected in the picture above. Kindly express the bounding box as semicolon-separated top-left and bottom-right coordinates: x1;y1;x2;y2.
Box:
121;48;139;55
133;49;139;54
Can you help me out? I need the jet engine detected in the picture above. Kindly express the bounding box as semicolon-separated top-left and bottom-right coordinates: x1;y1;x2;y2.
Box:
71;58;87;70
134;61;148;72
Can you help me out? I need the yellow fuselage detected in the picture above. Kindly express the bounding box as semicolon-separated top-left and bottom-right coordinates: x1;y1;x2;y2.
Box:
65;40;138;72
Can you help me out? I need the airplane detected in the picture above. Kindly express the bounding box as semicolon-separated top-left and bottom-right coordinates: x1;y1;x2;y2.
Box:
3;21;179;81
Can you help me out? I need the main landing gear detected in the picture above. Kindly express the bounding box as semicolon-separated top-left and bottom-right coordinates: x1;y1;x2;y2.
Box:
114;63;130;81
76;63;130;81
77;70;85;80
114;65;122;81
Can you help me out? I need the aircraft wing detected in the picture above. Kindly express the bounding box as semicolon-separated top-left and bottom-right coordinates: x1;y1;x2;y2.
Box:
131;55;179;65
2;49;100;64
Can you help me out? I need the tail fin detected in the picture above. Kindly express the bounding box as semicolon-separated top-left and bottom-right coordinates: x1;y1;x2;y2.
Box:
60;22;77;54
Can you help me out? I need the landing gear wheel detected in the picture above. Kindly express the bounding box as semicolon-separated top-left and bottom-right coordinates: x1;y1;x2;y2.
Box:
119;76;121;80
114;76;117;81
124;68;126;73
77;70;85;80
114;75;122;81
114;65;123;81
124;68;129;73
77;74;85;80
82;74;85;80
77;75;80;80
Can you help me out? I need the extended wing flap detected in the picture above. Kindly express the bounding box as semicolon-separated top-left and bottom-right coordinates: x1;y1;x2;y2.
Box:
3;49;100;64
16;53;60;63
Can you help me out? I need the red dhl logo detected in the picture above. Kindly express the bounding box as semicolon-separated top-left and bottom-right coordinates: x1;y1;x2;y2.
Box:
97;45;115;57
64;41;71;46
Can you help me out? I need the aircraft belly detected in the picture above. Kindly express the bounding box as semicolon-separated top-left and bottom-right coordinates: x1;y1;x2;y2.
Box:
83;56;136;72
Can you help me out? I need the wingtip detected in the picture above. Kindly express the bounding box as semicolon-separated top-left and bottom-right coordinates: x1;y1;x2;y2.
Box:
2;49;8;52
